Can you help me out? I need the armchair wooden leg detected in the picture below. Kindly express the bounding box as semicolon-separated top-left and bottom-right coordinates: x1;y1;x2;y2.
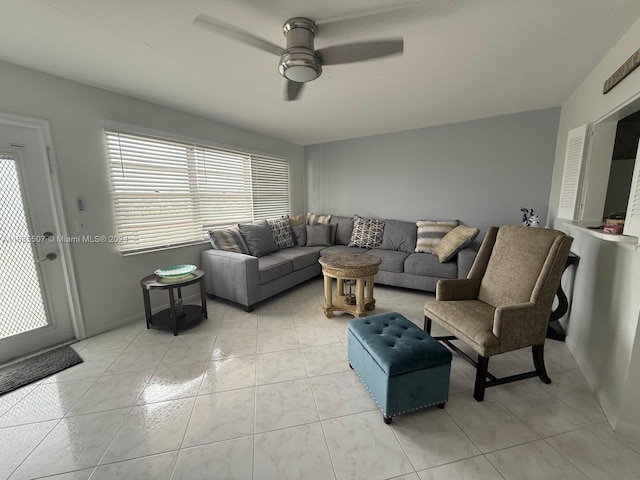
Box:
532;344;552;384
474;355;490;402
424;315;432;334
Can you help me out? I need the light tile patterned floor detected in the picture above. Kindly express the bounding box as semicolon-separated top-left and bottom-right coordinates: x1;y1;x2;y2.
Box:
1;278;639;479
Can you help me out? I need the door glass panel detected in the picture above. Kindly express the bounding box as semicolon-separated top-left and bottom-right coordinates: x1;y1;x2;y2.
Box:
0;153;48;338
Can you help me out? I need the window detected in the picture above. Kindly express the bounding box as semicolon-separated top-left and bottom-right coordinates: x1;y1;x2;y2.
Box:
105;129;290;254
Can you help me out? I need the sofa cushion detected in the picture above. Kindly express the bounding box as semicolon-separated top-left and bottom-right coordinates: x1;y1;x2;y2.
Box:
349;215;385;249
330;215;355;245
257;255;294;284
320;245;370;256
432;225;480;262
272;246;323;271
306;212;332;225
380;219;417;253
208;225;249;254
268;216;295;248
238;220;279;257
415;220;459;253
291;224;307;247
369;249;410;273
306;224;331;246
404;253;458;278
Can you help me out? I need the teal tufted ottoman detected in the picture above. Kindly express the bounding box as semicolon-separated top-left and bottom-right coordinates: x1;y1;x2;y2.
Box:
348;312;452;424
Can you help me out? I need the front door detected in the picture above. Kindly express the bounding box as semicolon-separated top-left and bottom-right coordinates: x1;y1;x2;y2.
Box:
0;118;78;364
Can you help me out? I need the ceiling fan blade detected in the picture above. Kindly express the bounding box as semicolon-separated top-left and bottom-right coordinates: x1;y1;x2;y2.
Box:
193;14;284;57
318;38;403;65
285;80;304;101
316;1;428;28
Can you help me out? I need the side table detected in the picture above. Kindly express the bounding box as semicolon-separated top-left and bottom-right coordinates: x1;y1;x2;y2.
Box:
140;269;208;336
546;253;579;341
319;253;382;318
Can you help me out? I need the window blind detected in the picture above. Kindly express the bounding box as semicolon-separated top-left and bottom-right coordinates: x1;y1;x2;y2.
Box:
105;129;290;254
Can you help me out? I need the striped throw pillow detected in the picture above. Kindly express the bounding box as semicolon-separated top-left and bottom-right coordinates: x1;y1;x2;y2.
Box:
415;220;459;253
306;212;332;225
208;226;250;254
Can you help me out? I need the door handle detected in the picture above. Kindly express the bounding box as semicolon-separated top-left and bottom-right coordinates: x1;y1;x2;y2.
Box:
37;252;58;262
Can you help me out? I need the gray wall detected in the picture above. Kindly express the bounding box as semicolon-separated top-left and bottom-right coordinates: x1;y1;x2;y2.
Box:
0;59;304;337
304;108;560;237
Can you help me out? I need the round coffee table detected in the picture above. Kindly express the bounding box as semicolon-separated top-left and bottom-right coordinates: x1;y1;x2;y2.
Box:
318;253;382;318
140;269;208;335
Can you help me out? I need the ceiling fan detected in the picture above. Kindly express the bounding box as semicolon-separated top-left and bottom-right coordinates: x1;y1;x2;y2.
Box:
193;13;403;101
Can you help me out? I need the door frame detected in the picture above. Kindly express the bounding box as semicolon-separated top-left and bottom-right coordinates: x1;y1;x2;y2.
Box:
0;111;85;341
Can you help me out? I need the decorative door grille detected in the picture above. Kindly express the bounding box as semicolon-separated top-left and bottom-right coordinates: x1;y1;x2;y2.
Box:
0;153;48;338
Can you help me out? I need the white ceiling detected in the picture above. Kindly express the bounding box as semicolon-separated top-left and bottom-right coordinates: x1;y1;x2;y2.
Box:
1;0;640;145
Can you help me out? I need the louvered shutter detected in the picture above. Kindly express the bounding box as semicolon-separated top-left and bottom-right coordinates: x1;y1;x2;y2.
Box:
558;124;589;220
623;139;640;239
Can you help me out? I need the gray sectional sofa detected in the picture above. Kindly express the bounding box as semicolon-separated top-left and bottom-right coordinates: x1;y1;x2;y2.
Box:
200;214;478;311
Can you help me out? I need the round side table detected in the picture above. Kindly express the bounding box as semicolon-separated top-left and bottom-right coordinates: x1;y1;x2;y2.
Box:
319;253;382;318
140;269;208;336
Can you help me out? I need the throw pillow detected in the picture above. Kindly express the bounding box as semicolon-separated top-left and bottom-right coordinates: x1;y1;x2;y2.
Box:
432;225;480;262
306;224;331;246
306;212;332;225
208;225;249;254
330;215;354;245
291;224;307;247
288;213;306;227
348;214;385;249
268;216;295;248
415;220;459;253
380;219;417;253
237;220;279;257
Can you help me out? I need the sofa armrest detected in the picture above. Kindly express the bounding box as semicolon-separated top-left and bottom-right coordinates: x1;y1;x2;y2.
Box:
200;249;260;309
456;246;478;278
493;302;545;352
436;278;481;301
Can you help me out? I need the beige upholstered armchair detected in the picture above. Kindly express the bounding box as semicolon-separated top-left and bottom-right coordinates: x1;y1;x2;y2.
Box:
424;225;573;401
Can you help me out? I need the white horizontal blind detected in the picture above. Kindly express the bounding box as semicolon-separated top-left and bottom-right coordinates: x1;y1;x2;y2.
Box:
557;124;589;220
195;146;254;228
105;129;290;254
251;155;290;220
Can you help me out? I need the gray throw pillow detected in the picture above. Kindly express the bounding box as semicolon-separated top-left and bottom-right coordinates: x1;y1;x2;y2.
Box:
380;219;417;253
330;215;354;245
291;224;307;247
238;220;279;257
306;224;331;246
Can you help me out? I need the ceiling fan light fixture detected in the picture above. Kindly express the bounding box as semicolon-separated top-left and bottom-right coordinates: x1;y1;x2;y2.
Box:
278;51;322;82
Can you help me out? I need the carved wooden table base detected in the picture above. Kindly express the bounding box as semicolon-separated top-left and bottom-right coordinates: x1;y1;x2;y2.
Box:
319;253;382;318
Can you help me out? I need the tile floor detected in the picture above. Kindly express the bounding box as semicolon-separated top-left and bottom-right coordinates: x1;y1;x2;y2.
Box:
1;278;640;479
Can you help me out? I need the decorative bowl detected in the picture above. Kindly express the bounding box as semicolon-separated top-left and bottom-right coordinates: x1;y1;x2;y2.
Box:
154;264;197;279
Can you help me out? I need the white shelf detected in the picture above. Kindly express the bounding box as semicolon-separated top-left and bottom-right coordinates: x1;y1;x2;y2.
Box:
563;221;639;246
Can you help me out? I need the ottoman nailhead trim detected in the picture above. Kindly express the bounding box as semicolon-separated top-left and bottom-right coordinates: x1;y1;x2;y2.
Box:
350;363;447;419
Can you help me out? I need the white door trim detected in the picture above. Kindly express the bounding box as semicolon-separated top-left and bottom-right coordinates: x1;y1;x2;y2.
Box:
0;111;85;340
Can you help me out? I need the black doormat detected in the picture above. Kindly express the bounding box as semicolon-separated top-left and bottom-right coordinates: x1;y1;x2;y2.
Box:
0;345;83;395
